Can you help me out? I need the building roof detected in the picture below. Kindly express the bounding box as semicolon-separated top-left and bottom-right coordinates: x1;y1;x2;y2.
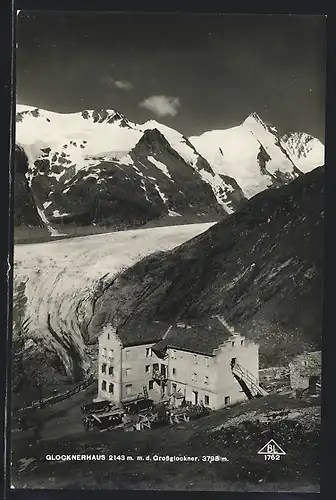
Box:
289;351;321;375
113;316;237;355
115;321;170;347
290;351;321;366
152;316;235;356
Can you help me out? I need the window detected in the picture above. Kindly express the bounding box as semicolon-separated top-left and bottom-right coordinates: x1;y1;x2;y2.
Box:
171;350;176;359
232;341;235;347
109;349;113;358
153;363;159;371
172;383;177;392
149;380;154;390
101;380;107;391
101;363;107;374
125;350;130;360
240;340;244;346
192;372;197;382
102;348;106;357
108;366;114;376
172;368;176;375
125;384;132;395
205;357;209;367
125;368;131;376
204;395;210;406
108;383;114;394
204;376;209;385
146;348;152;357
145;365;150;373
194;354;198;364
224;396;230;405
107;333;110;340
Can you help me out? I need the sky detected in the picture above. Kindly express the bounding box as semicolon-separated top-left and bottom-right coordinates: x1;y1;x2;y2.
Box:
16;12;326;140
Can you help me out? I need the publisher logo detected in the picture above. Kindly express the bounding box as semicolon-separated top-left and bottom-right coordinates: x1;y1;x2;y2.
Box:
257;439;286;460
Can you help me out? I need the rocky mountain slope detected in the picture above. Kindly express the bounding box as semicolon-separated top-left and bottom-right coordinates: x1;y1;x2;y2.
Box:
12;163;323;398
14;145;46;228
15;105;324;235
89;166;324;367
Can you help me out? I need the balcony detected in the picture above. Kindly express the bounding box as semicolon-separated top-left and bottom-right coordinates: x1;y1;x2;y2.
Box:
152;366;168;383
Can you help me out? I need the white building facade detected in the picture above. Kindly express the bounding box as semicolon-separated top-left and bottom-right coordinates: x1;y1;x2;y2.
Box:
167;333;259;409
97;319;260;410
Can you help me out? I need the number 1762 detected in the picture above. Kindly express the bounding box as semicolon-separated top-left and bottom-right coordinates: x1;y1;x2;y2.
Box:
264;454;280;460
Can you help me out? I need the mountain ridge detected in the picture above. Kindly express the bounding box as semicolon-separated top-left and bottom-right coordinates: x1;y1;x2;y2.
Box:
15;105;324;236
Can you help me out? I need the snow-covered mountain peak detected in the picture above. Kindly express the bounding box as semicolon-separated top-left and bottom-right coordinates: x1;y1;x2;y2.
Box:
16;105;52;123
281;131;324;172
137;127;169;143
141;119;164;129
140;119;184;138
14;103;324;230
138;120;200;167
132;127;172;155
243;112;267;127
282;131;316;149
189;114;324;199
79;108;130;126
16;105;130;127
15;105;141;162
243;112;274;138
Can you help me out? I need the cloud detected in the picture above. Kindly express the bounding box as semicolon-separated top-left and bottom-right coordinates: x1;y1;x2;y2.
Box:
113;80;134;90
139;95;181;117
104;76;134;91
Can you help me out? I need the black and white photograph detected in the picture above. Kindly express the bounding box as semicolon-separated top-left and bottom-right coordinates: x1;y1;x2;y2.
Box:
10;11;325;492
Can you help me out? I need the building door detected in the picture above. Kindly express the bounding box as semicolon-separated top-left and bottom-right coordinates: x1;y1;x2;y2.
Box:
193;391;199;405
308;375;319;394
230;358;237;369
161;364;166;376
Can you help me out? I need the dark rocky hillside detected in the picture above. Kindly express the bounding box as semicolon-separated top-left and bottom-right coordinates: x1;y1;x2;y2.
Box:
90;167;324;367
14;146;45;227
45;129;224;229
14;130;226;234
